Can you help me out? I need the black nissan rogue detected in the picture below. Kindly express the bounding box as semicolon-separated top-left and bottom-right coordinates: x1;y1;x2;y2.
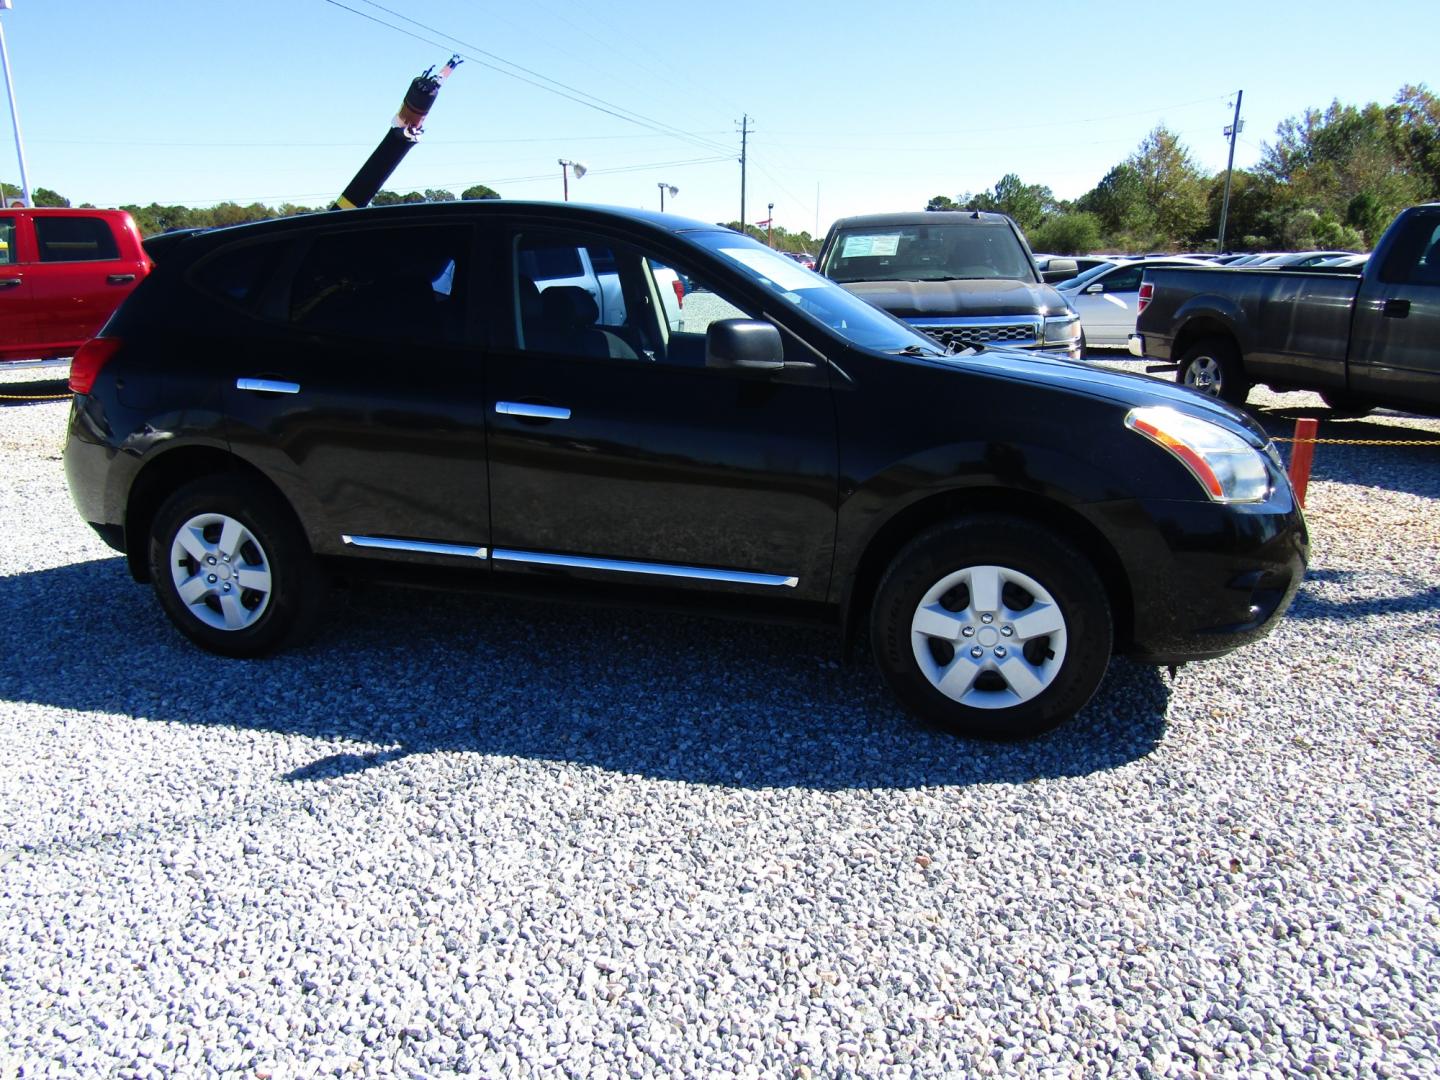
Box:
63;201;1308;739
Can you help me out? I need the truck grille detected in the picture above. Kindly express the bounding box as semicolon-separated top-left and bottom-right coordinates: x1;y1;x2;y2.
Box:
908;319;1040;350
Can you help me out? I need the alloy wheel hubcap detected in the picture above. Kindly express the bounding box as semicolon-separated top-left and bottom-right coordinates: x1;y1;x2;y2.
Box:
1185;356;1223;395
910;565;1067;709
169;513;273;631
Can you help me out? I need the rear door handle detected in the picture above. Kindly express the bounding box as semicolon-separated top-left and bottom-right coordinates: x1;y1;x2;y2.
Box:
0;278;21;290
107;273;137;285
237;377;301;395
495;401;570;421
1382;298;1410;319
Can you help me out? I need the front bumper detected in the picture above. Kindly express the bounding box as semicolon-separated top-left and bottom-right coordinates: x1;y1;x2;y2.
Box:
1089;490;1309;665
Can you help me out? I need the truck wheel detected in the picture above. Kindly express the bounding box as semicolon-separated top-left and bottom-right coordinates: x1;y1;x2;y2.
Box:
1178;338;1250;406
148;475;326;658
870;515;1113;740
1319;391;1375;418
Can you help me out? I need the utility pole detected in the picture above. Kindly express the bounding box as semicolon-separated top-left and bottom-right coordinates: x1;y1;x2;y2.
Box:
1217;90;1243;255
767;202;774;247
0;0;33;208
738;114;750;236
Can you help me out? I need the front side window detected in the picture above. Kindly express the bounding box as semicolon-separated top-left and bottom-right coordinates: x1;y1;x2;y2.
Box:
288;226;467;345
1102;266;1144;293
0;216;14;265
34;216;120;263
1381;215;1440;287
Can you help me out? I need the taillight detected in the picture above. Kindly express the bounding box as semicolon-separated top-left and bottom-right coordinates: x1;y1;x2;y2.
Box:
1137;282;1154;314
69;336;123;395
671;277;685;308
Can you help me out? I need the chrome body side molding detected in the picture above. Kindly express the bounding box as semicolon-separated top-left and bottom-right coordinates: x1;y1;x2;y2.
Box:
491;548;798;588
341;535;489;559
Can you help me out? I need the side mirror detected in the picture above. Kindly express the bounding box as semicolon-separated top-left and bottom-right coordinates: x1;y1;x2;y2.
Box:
706;319;785;371
1040;258;1078;283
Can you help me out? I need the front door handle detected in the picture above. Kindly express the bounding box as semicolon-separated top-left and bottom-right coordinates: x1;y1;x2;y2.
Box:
495;401;570;421
237;377;300;395
1382;298;1411;319
107;273;137;285
0;278;20;290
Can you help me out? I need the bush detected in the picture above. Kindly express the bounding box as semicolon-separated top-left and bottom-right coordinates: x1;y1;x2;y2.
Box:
1029;213;1102;255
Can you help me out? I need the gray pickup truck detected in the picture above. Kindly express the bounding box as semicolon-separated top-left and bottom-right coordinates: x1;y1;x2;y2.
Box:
1134;204;1440;414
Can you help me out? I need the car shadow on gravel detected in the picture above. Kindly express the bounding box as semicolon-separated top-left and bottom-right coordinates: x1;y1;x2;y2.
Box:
1288;567;1440;622
1250;405;1440;501
0;559;1171;791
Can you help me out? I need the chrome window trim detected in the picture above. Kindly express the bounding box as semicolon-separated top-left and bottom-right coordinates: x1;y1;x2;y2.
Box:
492;548;798;588
341;535;488;559
236;377;301;394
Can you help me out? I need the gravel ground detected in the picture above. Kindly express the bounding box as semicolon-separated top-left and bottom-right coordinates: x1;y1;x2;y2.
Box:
2;362;1439;1078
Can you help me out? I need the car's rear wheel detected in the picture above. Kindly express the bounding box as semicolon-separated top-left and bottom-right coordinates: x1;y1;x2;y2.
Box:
1179;337;1250;406
870;516;1113;739
148;476;325;657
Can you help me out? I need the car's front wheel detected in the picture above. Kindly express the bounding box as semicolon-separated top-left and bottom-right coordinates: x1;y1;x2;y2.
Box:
148;475;326;657
870;516;1113;739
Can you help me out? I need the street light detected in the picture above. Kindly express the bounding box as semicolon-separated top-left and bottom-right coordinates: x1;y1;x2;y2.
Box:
0;0;33;208
657;183;678;212
558;158;586;201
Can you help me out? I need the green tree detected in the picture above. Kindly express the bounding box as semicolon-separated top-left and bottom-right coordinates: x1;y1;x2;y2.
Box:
461;184;501;200
371;190;404;206
33;186;70;208
1029;213;1102;255
925;195;958;211
423;188;457;202
1076;164;1153;247
1385;83;1440;199
1128;126;1210;247
959;173;1057;233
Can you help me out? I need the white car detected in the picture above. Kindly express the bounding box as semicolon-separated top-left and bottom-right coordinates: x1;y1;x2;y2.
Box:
1059;257;1207;350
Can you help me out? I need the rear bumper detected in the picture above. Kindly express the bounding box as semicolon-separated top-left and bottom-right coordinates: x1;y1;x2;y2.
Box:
1128;334;1143;357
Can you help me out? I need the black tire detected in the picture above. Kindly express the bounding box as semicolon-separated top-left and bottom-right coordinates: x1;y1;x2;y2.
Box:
870;515;1112;740
1178;337;1250;406
1319;390;1375;418
148;475;326;658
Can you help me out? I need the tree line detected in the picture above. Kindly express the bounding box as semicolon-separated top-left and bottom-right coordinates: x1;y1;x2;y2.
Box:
8;84;1435;255
928;83;1439;254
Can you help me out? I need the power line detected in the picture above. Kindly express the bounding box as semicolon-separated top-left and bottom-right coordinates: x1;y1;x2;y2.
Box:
320;0;734;160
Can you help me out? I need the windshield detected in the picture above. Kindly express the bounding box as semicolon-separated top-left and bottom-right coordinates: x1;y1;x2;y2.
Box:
821;221;1037;284
689;231;947;355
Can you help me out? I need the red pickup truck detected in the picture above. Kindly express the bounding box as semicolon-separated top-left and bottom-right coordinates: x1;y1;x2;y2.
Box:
0;207;151;362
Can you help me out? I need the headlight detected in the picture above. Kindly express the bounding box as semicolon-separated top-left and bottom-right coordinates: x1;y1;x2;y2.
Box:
1042;314;1081;344
1125;405;1271;504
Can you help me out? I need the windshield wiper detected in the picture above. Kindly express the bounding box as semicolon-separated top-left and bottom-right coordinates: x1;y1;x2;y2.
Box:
890;344;947;357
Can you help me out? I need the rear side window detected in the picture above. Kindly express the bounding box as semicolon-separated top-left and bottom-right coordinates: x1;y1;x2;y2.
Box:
0;216;14;265
34;216;121;263
287;226;469;345
192;241;287;309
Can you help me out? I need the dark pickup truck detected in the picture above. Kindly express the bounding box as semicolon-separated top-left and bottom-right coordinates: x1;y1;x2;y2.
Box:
1134;204;1440;413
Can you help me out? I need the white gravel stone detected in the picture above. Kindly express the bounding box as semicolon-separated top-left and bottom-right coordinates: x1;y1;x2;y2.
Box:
2;365;1439;1076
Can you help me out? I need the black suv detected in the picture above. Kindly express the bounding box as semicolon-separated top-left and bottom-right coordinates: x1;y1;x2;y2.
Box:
64;202;1308;738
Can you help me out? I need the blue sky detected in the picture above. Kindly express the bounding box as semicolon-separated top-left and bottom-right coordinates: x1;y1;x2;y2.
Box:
0;1;1433;235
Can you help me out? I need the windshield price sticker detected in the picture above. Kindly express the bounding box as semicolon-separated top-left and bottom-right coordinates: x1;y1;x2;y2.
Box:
841;234;901;258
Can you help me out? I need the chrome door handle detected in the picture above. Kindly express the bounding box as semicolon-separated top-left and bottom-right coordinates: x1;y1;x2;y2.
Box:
495;401;570;420
236;377;300;394
0;279;20;289
107;273;137;285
